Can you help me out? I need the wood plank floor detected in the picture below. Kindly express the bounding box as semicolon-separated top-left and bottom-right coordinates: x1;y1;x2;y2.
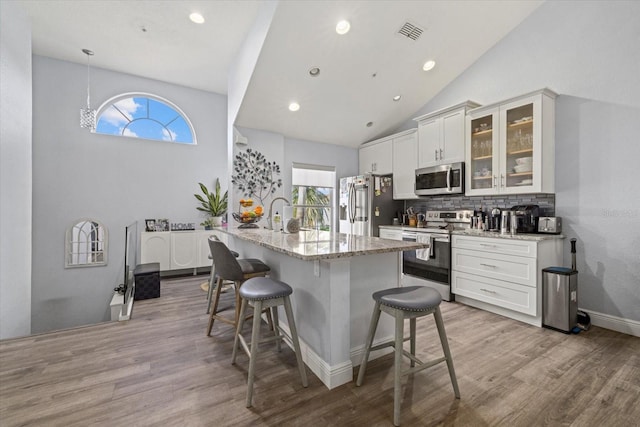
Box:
1;276;639;426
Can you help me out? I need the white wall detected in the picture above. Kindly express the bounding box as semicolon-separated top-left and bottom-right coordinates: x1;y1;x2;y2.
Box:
0;1;32;339
31;56;228;333
396;1;640;322
233;126;358;226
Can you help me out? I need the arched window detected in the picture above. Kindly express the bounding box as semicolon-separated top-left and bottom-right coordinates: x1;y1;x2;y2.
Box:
95;93;196;144
65;218;108;268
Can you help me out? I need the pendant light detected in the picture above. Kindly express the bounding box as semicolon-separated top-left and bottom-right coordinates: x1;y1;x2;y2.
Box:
79;48;96;131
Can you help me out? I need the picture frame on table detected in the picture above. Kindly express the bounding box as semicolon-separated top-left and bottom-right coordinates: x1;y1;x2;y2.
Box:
145;219;156;232
156;218;170;232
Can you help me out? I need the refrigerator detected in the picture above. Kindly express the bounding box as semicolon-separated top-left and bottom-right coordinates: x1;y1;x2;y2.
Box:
339;174;403;237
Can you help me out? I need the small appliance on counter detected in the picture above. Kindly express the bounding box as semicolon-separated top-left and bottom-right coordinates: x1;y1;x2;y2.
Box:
488;208;502;231
538;216;562;234
500;210;512;235
510;204;540;233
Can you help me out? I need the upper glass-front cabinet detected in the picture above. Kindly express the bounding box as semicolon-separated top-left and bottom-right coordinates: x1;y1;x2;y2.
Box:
466;89;556;196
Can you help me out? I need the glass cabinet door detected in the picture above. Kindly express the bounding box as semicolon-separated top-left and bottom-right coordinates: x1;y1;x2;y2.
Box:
469;114;496;191
503;103;534;189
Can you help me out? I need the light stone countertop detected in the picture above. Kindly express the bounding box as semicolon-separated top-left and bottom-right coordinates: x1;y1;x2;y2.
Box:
379;225;564;241
216;226;426;261
451;229;564;241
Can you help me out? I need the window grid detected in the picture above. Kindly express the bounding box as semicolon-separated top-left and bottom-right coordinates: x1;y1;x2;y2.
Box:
94;93;196;145
65;219;108;268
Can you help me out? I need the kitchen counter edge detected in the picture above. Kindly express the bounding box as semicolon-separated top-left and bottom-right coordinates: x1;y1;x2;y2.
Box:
379;225;564;241
216;226;427;261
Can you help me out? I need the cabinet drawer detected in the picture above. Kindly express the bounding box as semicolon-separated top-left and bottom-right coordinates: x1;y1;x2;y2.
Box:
379;229;403;241
452;271;536;316
452;235;537;258
452;248;536;287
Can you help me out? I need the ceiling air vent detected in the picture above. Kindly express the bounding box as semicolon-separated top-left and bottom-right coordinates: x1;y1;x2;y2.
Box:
397;21;424;41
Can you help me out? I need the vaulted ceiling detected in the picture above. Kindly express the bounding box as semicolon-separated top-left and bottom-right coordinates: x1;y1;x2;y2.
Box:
20;0;543;147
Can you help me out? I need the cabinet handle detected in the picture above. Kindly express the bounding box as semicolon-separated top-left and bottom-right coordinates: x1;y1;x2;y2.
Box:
440;148;444;160
480;243;496;248
434;149;439;161
501;174;505;188
480;288;497;294
480;263;497;268
493;175;497;189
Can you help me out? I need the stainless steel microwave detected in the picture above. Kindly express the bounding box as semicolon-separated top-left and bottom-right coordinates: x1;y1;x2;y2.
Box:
415;162;465;196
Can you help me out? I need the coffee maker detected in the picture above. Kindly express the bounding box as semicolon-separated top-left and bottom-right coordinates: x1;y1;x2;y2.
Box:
510;205;540;233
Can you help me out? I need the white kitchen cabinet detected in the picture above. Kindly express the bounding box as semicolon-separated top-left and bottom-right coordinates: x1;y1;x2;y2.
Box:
141;230;222;272
170;232;200;270
378;227;403;241
378;227;403;285
196;229;227;267
451;233;562;327
391;129;419;199
140;232;171;270
466;89;556;196
359;138;392;175
414;101;480;168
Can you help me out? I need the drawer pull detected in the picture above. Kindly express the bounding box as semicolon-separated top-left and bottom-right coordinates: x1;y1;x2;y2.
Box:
479;243;496;248
480;263;497;268
480;288;497;294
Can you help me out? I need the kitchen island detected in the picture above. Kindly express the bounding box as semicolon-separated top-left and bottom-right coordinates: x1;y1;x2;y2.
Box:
216;226;425;389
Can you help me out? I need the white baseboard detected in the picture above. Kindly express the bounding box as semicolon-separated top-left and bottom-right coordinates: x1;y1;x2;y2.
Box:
276;320;353;390
581;308;640;337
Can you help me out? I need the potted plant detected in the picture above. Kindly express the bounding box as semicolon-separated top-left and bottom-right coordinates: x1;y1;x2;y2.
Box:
195;178;228;229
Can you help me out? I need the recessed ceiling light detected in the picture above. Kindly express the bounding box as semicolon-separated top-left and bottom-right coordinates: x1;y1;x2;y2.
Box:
366;121;373;127
336;20;351;35
189;12;205;24
309;67;320;77
289;102;300;112
422;60;436;71
393;95;402;102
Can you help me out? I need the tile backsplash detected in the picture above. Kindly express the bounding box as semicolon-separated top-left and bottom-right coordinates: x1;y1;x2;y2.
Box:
405;193;555;216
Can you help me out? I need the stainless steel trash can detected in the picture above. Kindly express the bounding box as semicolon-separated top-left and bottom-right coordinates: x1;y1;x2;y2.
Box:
542;267;578;333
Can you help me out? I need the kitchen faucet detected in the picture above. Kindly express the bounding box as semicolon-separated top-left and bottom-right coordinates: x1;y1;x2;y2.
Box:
267;197;290;230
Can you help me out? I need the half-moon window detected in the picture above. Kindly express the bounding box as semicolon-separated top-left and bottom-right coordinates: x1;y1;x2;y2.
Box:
95;93;195;144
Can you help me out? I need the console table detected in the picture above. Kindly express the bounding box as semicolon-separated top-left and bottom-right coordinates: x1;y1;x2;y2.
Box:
140;230;227;272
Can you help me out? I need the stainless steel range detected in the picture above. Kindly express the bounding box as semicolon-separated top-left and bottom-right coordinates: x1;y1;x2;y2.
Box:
401;210;473;301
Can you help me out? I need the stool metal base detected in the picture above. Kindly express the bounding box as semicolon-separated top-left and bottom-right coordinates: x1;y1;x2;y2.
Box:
357;301;460;426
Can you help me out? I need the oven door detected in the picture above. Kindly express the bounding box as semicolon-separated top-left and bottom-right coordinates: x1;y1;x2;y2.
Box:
402;231;451;301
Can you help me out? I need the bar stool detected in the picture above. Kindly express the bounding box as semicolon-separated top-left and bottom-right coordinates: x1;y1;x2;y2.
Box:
206;236;271;336
356;285;460;426
232;276;308;407
205;236;239;314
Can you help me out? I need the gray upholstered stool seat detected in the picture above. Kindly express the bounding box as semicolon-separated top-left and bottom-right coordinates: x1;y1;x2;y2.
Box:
357;285;459;426
206;236;271;336
206;248;240;313
373;285;442;312
232;277;308;408
239;276;293;301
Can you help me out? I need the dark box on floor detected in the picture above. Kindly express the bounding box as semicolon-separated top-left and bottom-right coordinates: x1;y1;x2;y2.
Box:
134;263;160;300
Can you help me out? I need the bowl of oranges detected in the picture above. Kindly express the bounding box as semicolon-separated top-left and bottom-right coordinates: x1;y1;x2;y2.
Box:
232;199;264;228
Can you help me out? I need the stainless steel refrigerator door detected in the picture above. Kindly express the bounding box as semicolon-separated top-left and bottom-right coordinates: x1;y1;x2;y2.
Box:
338;177;351;234
338;176;371;236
